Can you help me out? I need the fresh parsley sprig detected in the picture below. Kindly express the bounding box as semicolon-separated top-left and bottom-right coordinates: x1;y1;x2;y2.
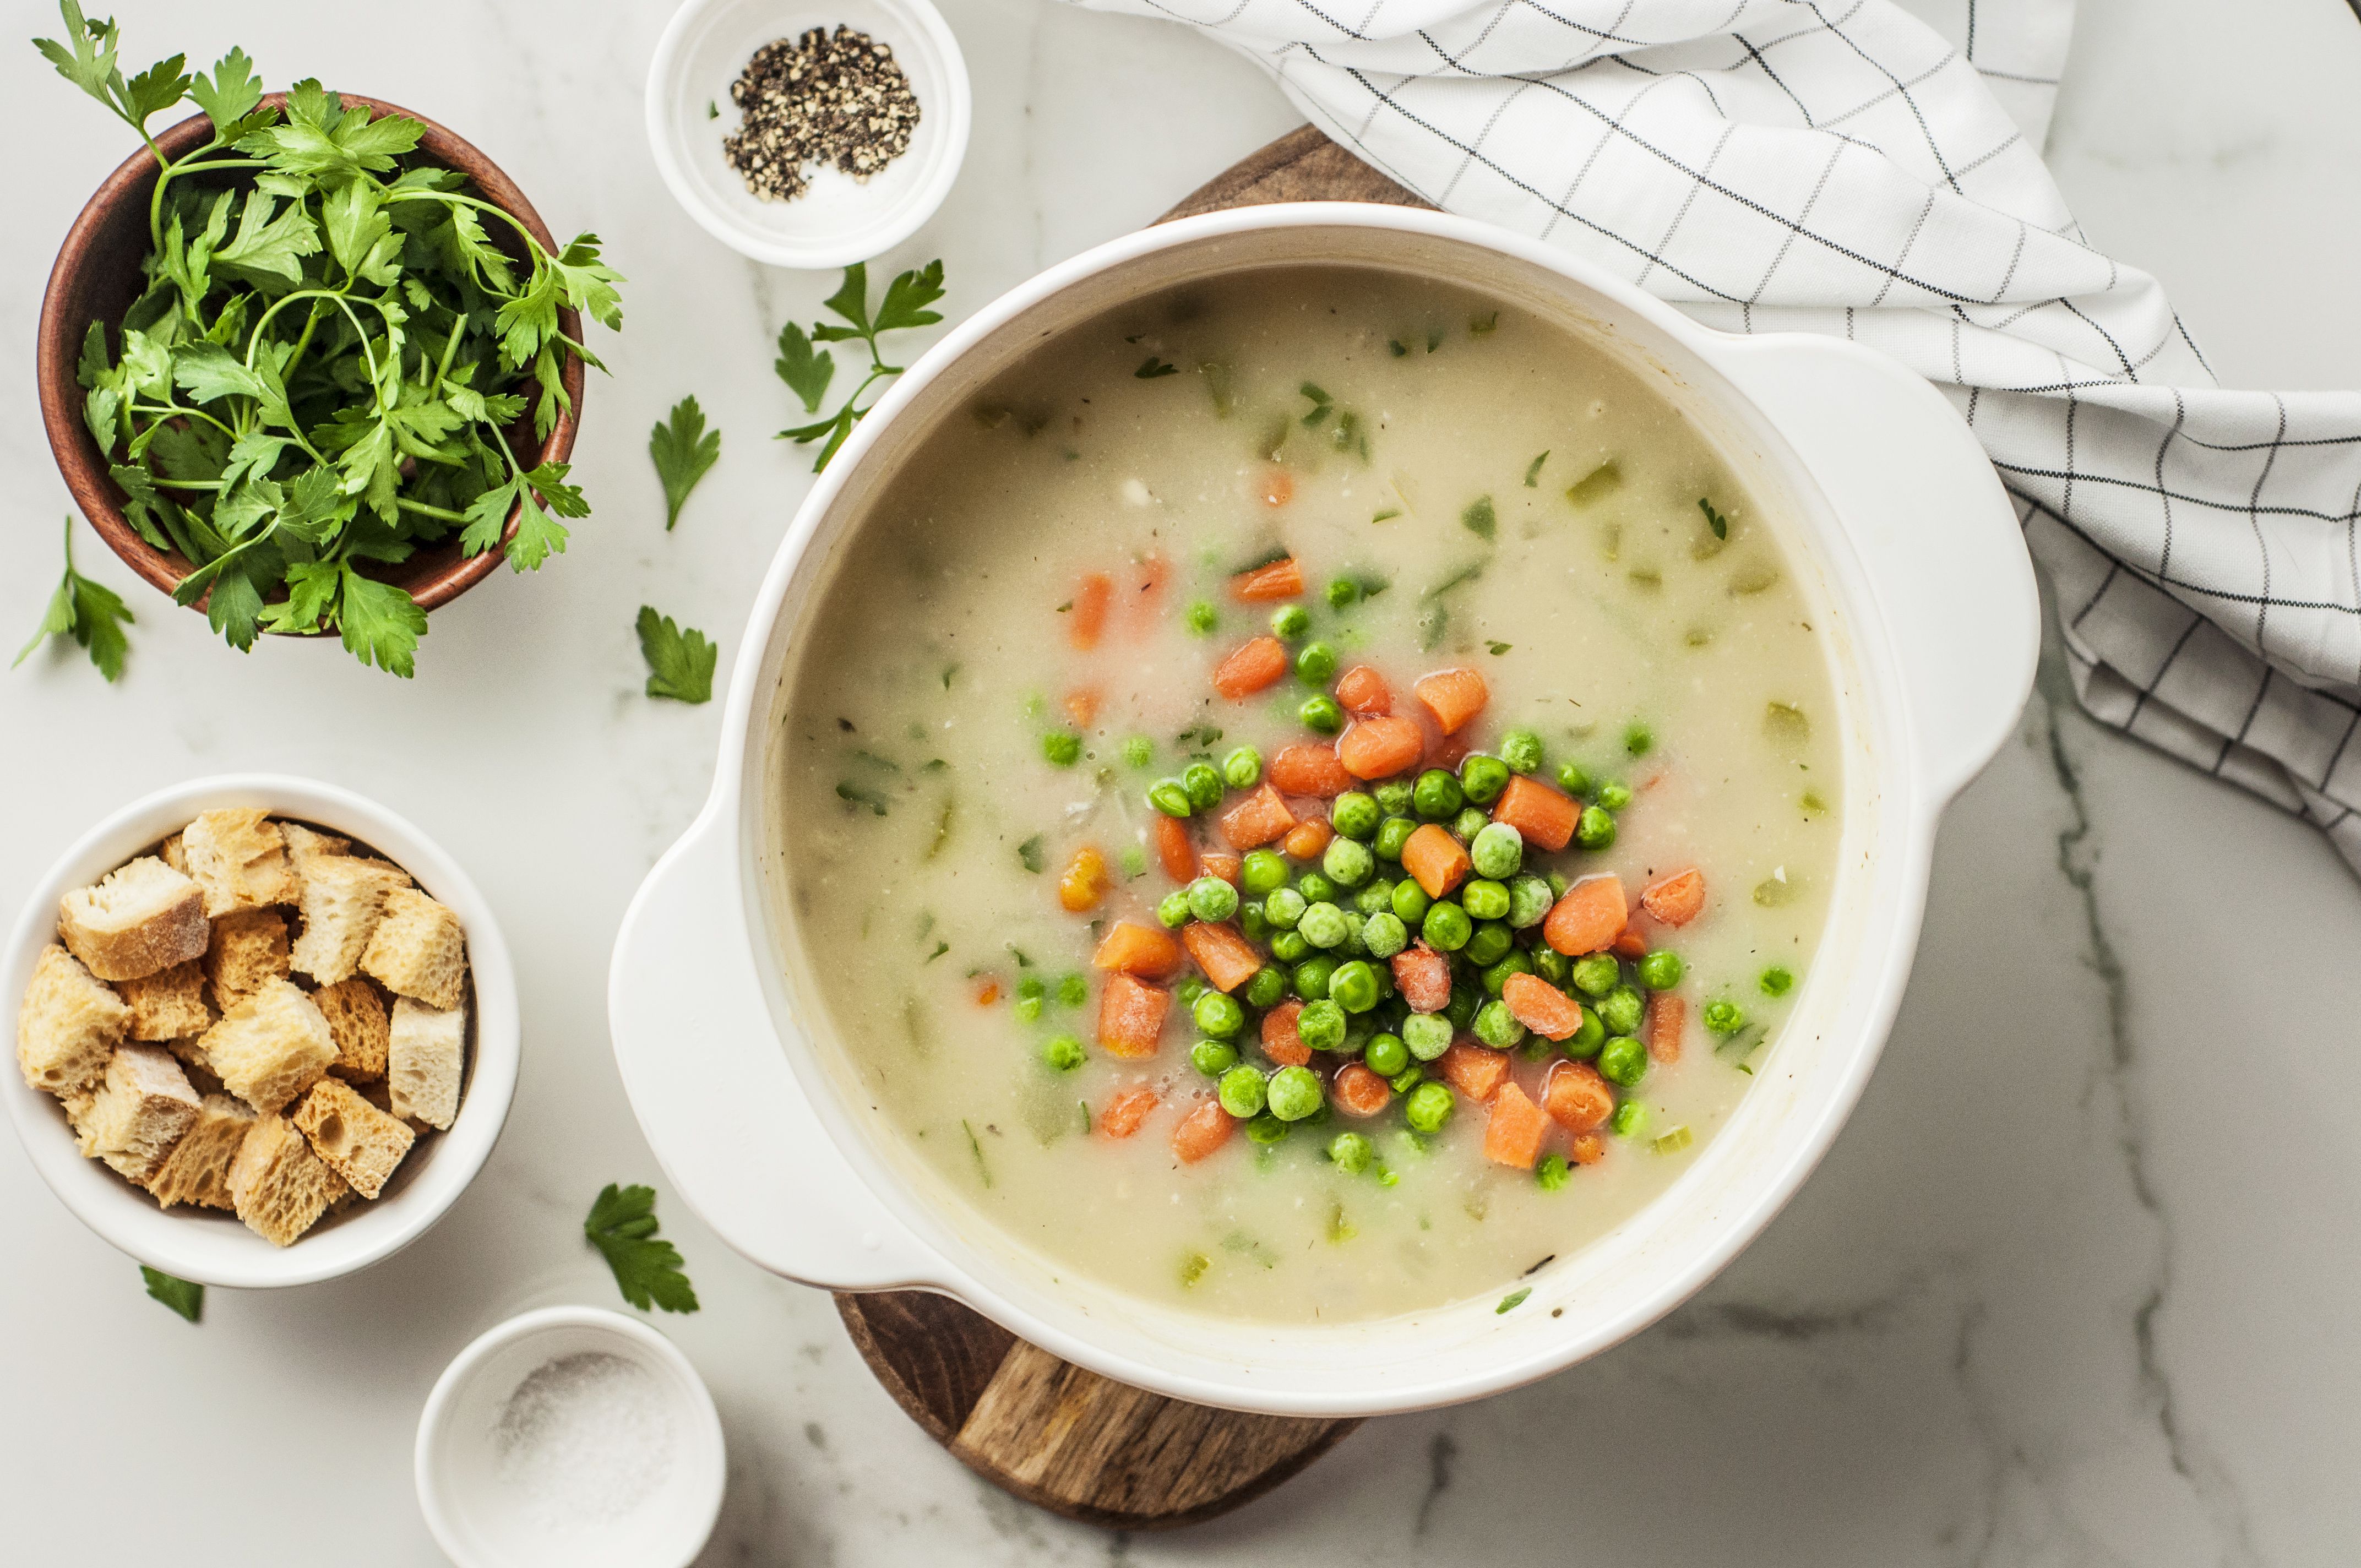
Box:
15;517;133;682
649;396;720;530
34;3;625;676
775;259;944;471
585;1182;700;1313
637;606;715;703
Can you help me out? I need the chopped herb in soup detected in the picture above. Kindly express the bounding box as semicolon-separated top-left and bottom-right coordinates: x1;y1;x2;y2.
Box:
768;266;1841;1321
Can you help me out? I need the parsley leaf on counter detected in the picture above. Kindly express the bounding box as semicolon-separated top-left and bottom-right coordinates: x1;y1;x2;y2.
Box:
15;518;132;682
776;259;945;472
637;606;716;704
141;1265;203;1322
585;1183;700;1313
649;396;721;530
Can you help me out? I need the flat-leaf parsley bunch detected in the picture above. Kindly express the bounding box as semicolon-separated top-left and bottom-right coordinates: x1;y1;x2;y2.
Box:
36;3;624;676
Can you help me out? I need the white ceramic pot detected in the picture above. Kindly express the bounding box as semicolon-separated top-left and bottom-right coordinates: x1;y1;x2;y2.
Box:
2;774;519;1288
609;205;2038;1417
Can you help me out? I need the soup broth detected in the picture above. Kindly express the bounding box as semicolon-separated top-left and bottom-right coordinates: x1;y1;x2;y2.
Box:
769;265;1841;1322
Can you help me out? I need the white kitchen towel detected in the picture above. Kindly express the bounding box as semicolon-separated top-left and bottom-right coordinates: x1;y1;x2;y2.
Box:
1074;0;2361;871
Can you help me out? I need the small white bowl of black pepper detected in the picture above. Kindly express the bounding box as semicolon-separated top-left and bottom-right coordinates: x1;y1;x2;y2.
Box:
647;0;970;269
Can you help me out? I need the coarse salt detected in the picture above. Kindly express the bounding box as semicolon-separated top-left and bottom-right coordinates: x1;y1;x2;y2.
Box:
492;1351;675;1531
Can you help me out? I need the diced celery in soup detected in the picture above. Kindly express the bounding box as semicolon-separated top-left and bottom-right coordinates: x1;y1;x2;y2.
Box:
768;267;1841;1322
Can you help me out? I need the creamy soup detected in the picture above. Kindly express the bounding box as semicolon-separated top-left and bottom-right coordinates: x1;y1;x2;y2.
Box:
768;266;1841;1322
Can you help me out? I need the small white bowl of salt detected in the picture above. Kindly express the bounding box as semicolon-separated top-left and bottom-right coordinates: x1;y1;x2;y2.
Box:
416;1306;725;1568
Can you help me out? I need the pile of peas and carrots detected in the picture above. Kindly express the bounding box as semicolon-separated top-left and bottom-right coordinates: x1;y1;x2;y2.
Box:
1042;551;1759;1186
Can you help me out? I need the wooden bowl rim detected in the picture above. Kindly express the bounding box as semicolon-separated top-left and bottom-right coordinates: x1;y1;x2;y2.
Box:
32;90;586;621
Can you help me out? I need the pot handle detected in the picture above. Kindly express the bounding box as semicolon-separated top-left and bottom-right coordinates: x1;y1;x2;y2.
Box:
1710;335;2041;804
608;801;949;1291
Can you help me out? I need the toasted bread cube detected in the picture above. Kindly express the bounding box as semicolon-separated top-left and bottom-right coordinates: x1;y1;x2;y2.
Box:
204;908;291;1012
291;1077;416;1199
68;1042;200;1182
277;821;351;872
227;1112;348;1246
165;1038;226;1098
198;977;336;1115
157;832;188;874
117;959;211;1042
389;996;465;1130
144;1092;257;1210
180;808;297;916
360;888;467;1010
18;944;132;1096
315;977;390;1082
58;857;208;982
289;856;410;986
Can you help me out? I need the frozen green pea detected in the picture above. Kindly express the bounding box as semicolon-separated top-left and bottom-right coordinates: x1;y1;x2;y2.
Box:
1240;902;1272;944
1530;945;1571;985
1391;879;1432;924
1264;888;1307;928
1472;999;1526;1049
1157;890;1192;928
1122;735;1155;770
1176;975;1206;1009
1390;1066;1426;1095
1335;908;1367;956
1638;950;1685;990
1500;729;1544;774
1269;928;1311;963
1297;642;1338;686
1219;1064;1269;1118
1610;1099;1647;1137
1182;763;1224;812
1328;961;1381;1013
1623;722;1653;757
1469;821;1524;880
1299;901;1350;949
1222;745;1264;790
1421;900;1471;951
1361;911;1409;960
1564;1005;1605;1059
1323;836;1375;888
1296;872;1336;905
1463;922;1514;969
1326;576;1361;609
1042;1035;1085;1071
1329;1130;1375;1173
1268;1064;1325;1120
1187;600;1219;635
1042;731;1081;766
1271;603;1310;640
1451;807;1490;843
1373;778;1415;816
1187;875;1239;922
1598;1035;1647;1086
1412;769;1464;819
1460;878;1510;921
1245;964;1290;1009
1058;973;1088;1007
1506;874;1553;928
1147;780;1193;818
1598;985;1645;1037
1555;760;1591;797
1443;985;1482;1030
1245;1113;1292;1145
1571;953;1620;997
1191;1038;1238;1076
1354;879;1395;916
1241;848;1288;895
1457;753;1510;806
1301;694;1345;734
1597;780;1633;811
1575;805;1617;850
1482;950;1532;997
1364;1032;1410;1077
1374;815;1417;861
1704;999;1748;1035
1402;1013;1453;1061
1193;990;1245;1039
1403;1081;1455;1133
1293;955;1337;1002
1759;966;1795;997
1330;792;1380;841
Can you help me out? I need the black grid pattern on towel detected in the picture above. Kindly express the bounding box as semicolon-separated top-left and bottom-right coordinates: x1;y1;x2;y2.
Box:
1080;0;2361;873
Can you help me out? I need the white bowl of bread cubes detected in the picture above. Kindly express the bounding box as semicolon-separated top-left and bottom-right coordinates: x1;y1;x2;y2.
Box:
4;775;518;1287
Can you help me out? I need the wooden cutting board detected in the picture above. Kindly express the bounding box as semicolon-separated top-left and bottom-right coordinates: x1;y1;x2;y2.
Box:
828;124;1425;1533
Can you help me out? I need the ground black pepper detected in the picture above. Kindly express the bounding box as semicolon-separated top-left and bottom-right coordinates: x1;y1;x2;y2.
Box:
723;26;921;203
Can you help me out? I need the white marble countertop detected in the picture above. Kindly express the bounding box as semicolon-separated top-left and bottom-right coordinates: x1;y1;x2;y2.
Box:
4;0;2359;1560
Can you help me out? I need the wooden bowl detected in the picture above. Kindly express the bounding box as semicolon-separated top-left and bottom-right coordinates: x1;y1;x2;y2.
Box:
34;94;585;625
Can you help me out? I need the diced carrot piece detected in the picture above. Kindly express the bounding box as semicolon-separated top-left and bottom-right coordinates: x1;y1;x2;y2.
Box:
1071;572;1112;650
1502;972;1584;1041
1213;635;1289;699
1544;873;1628;956
973;978;1000;1006
1570;1133;1607;1166
1490;775;1578;852
1412;668;1489;735
1335;665;1392;717
1153;813;1196;880
1256;467;1293;508
1425;732;1473;772
1171;1098;1236;1163
1332;1063;1391;1118
1063;687;1101;729
1218;783;1296;851
1260;999;1310;1067
1058;845;1109;912
1542;1060;1614;1133
1092;921;1185;981
1391;944;1452;1014
1438;1039;1509;1103
1336;717;1424;780
1097;974;1170;1059
1640;868;1707;927
1282;817;1334;860
1269;743;1353;799
1101;1084;1160;1139
1401;823;1472;899
1611;929;1649;960
1181;922;1263;993
1125;553;1169;631
1647;993;1686;1063
1483;1082;1549;1169
1230;556;1304;601
1200;851;1241;886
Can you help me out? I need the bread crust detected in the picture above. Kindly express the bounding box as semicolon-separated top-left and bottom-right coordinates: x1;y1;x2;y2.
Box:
227;1113;348;1246
181;808;298;916
117;959;212;1042
291;1077;416;1199
144;1092;256;1210
57;857;209;982
17;944;128;1095
198;977;336;1116
360;888;467;1010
